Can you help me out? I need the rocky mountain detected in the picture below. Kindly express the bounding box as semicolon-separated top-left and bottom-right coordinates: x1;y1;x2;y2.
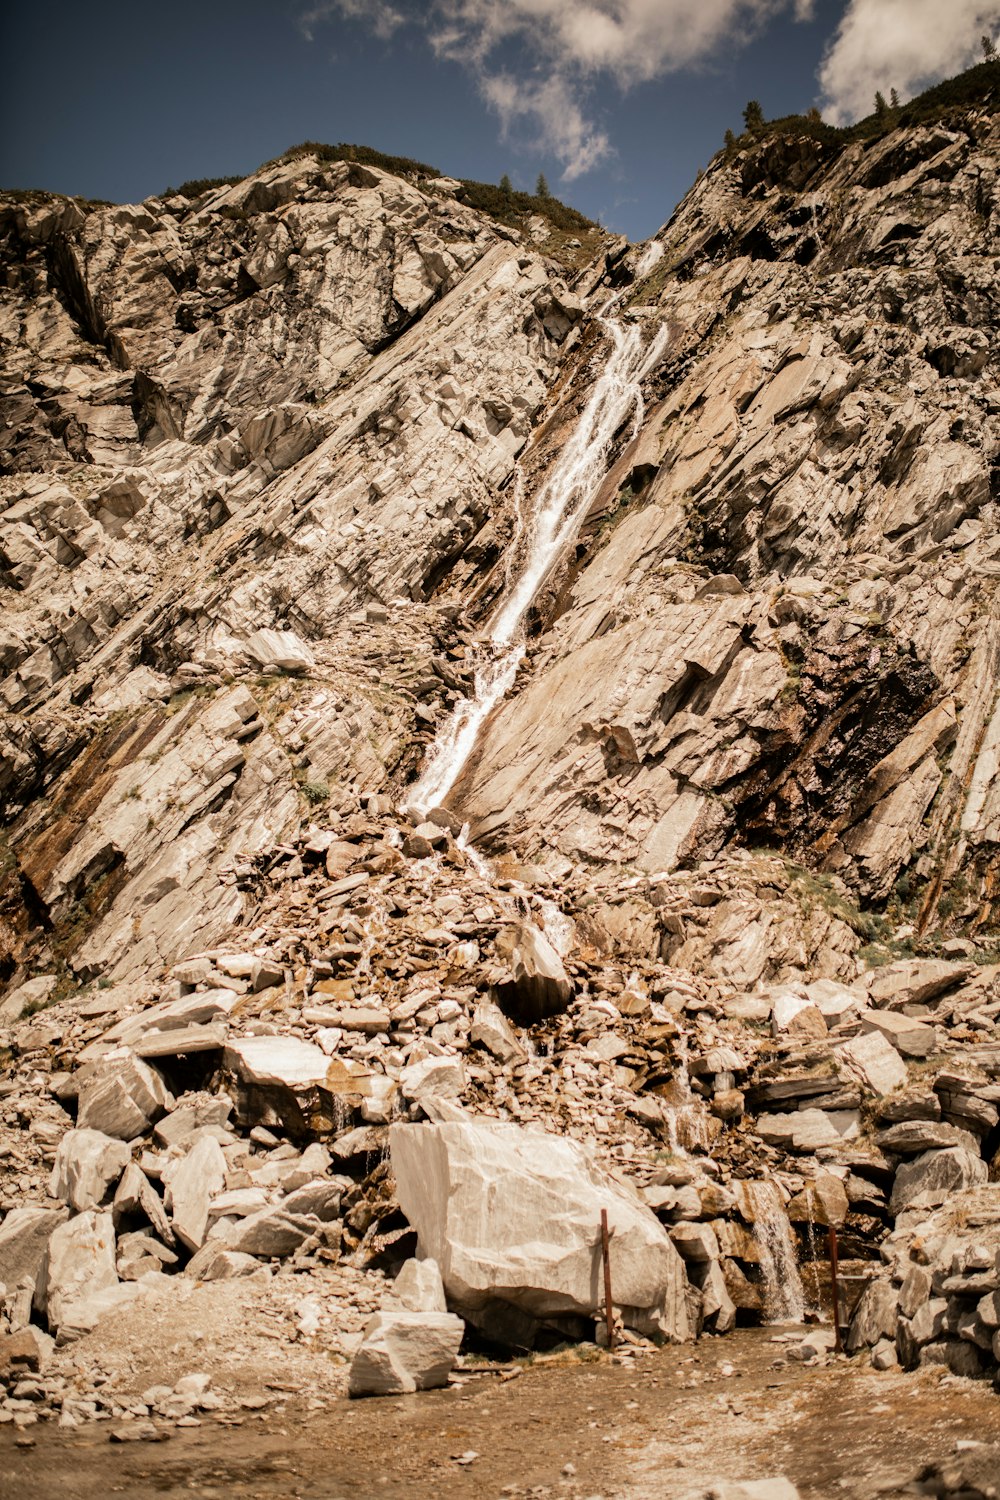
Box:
2;76;1000;1448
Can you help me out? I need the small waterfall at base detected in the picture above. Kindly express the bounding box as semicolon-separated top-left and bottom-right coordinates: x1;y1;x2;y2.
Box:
744;1180;806;1323
408;314;669;818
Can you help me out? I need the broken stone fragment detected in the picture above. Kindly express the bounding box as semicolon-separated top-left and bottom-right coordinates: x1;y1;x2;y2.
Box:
117;1231;178;1281
243;627;315;673
494;924;574;1025
184;1243;261;1280
163;1133;227;1252
113;1161;177;1246
786;1172;849;1228
0;1206;70;1294
874;1120;977;1156
50;1129;131;1213
0;975;57;1024
403;822;448;859
0;1326;54;1379
470;1001;525;1065
889;1146;988;1215
770;990;826;1038
835;1030;908;1096
348;1309;465;1397
76;1052;173;1140
399;1054;465;1109
224;1206;322;1257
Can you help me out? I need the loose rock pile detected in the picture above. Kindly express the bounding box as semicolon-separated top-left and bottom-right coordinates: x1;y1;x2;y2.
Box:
2;794;999;1431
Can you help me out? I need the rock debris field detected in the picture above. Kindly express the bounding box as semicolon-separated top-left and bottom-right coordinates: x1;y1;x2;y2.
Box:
3;801;1000;1497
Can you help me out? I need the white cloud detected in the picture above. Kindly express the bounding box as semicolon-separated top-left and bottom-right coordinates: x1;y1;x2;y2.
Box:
819;0;1000;123
482;71;613;178
429;0;794;86
300;0;404;43
302;0;820;177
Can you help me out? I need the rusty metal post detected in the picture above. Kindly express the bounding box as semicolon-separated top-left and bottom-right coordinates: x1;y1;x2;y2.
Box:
600;1209;615;1351
828;1223;842;1353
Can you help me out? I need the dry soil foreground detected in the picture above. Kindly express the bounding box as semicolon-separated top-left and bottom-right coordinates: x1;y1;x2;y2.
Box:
2;1328;999;1500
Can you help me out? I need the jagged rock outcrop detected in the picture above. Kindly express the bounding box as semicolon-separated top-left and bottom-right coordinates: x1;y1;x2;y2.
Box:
457;119;1000;944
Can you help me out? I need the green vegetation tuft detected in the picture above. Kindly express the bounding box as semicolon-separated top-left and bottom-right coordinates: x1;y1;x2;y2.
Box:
720;60;1000;163
279;140;441;179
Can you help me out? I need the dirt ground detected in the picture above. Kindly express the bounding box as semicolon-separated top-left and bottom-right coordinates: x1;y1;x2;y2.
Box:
3;1327;999;1500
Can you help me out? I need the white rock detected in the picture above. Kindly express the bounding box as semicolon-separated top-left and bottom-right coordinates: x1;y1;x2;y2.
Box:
836;1030;908;1096
0;975;57;1023
0;1206;70;1293
224;1207;320;1257
348;1309;465;1397
400;1055;465;1107
50;1129;131;1212
391;1117;689;1344
77;1052;173;1139
184;1243;261;1280
395;1257;448;1314
495;924;574;1024
244;628;315;672
224;1035;331;1089
38;1211;118;1333
889;1147;989;1214
470;1002;526;1064
163;1134;227;1251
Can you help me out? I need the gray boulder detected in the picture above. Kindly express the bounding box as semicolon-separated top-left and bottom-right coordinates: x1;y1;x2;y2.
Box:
889;1147;988;1215
494;924;574;1024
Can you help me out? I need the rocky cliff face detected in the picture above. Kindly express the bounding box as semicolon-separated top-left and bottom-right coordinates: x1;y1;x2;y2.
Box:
4;116;999;991
0;155;603;983
3;104;1000;1404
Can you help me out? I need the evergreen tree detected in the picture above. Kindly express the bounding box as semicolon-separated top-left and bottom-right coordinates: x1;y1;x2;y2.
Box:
807;106;822;123
742;99;764;134
723;128;737;151
890;87;900;108
535;172;550;198
874;90;888;116
983;34;997;60
500;173;513;195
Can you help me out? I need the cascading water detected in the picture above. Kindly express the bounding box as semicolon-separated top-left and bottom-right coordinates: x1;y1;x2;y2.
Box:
743;1180;806;1323
408;315;669;818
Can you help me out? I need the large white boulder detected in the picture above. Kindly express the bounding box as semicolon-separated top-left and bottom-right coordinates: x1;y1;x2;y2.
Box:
348;1309;464;1397
390;1117;689;1345
50;1129;131;1212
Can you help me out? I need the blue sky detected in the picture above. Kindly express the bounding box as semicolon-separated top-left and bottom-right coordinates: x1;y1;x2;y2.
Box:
2;1;996;241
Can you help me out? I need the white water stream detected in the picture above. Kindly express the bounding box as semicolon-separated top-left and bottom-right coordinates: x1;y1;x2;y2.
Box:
409;315;669;817
744;1180;806;1323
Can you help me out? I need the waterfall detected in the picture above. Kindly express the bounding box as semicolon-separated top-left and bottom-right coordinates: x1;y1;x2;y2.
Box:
743;1180;806;1323
408;315;669;818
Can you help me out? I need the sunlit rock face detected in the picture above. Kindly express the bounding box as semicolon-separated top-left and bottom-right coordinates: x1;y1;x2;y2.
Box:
2;109;999;993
